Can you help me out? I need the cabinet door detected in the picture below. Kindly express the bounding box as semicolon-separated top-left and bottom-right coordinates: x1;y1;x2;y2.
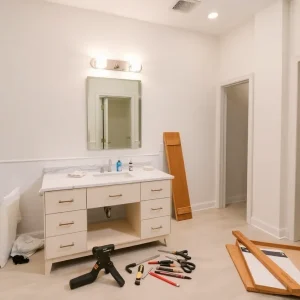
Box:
87;183;140;209
141;216;170;239
141;180;170;200
44;189;86;214
141;198;171;220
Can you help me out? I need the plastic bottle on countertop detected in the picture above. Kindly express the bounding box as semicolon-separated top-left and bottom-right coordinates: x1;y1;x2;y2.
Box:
116;160;122;172
129;159;133;171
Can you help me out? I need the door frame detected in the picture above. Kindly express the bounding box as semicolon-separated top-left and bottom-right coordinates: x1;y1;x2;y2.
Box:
216;74;254;224
287;57;300;241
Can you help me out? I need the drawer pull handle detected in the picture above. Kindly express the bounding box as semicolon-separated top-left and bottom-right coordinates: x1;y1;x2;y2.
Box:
151;207;163;211
60;242;74;248
109;194;123;198
151;226;163;230
151;189;163;192
59;199;74;204
59;221;74;226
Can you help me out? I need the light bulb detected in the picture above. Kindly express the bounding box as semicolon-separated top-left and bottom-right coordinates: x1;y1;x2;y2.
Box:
208;12;218;20
129;60;142;73
91;57;107;69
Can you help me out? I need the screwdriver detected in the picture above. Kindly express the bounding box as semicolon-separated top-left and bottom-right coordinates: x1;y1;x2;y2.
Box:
148;260;173;265
135;265;144;286
155;270;192;280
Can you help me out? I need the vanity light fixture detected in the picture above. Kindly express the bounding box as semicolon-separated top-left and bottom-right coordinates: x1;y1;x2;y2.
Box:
90;57;142;73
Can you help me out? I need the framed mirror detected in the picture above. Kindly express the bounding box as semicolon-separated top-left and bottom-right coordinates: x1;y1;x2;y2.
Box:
87;77;141;150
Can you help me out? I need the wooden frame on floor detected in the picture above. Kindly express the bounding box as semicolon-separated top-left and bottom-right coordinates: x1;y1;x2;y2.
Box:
226;231;300;297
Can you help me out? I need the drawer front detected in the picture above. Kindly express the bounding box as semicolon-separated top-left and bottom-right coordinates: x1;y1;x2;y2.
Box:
141;198;171;220
141;180;170;201
46;231;87;259
141;216;170;239
45;210;87;238
87;183;140;209
45;189;86;214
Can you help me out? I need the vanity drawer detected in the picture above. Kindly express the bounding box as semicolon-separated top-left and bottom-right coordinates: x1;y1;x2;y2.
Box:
45;210;87;238
45;231;87;259
141;180;170;200
141;216;170;239
44;189;86;214
141;198;171;220
87;183;140;208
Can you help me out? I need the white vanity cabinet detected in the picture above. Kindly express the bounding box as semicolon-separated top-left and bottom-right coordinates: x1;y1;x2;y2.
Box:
41;170;173;274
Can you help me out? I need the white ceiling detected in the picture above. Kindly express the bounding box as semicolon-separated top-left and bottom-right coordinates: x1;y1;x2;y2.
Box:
45;0;276;35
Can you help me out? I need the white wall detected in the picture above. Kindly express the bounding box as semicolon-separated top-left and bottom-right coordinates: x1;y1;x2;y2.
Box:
219;0;293;238
252;0;289;235
0;0;219;234
220;21;254;82
226;83;249;203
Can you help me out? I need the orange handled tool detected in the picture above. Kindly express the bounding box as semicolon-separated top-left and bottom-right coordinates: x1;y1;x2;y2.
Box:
148;260;173;265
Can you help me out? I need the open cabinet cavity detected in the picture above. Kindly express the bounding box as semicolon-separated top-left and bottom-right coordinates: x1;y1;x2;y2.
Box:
87;203;141;250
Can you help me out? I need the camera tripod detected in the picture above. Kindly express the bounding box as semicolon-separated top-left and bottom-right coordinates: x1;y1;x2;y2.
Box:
69;244;125;290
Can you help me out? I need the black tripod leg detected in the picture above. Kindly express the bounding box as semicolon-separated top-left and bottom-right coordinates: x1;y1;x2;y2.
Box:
106;262;125;287
104;268;109;274
69;261;102;290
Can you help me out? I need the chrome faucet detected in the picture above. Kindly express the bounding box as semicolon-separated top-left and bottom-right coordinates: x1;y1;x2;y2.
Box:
108;159;112;172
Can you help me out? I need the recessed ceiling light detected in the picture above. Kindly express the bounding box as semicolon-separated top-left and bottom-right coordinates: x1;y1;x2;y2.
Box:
208;12;218;20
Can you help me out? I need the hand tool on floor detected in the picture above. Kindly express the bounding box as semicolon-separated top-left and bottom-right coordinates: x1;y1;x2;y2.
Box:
135;265;144;286
150;272;180;287
125;254;160;274
158;249;191;260
156;266;184;273
155;270;192;280
166;255;196;274
142;267;153;280
148;259;173;265
69;244;125;290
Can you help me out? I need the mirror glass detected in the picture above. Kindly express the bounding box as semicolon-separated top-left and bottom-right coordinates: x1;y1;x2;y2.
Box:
87;77;141;150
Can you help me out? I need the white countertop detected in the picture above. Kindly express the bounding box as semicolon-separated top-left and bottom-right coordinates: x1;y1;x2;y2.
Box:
40;168;174;193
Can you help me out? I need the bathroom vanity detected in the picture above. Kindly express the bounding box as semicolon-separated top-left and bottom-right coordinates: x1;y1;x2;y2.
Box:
40;168;173;274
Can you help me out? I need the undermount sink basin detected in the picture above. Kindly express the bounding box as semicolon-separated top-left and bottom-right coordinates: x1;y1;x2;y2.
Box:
93;172;133;180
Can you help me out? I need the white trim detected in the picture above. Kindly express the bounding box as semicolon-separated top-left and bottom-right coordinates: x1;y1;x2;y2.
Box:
0;153;159;164
216;73;254;225
287;57;300;241
226;194;246;204
192;201;216;212
250;217;288;240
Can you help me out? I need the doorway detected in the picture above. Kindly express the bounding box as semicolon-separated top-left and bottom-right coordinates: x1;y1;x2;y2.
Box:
225;83;249;216
217;75;254;224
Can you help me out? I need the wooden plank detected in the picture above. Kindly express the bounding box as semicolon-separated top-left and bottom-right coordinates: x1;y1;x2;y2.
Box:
163;132;192;221
236;240;290;295
226;244;257;292
227;244;291;296
233;231;300;296
177;206;192;215
252;240;300;251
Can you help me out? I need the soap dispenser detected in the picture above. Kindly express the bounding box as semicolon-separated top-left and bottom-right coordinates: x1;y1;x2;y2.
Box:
129;159;133;171
116;159;122;172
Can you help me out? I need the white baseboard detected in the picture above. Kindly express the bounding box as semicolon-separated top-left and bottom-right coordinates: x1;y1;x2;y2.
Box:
226;194;246;204
192;201;216;212
250;217;288;239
